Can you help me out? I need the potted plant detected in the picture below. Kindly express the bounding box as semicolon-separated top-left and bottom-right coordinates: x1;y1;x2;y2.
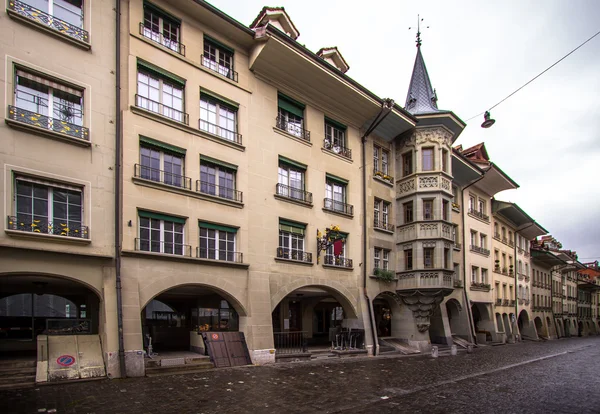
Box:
374;268;396;283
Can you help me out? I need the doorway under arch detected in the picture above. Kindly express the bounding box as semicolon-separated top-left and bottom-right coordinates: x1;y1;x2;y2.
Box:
534;317;544;337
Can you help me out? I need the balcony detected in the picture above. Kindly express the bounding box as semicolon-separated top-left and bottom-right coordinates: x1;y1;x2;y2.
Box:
275;183;312;205
198;119;242;145
323;255;353;269
508;240;515;247
373;219;394;232
373;169;393;185
510;300;516;306
470;245;490;256
135;94;189;125
201;56;238;82
8;0;89;47
494;233;501;241
495;298;502;306
323;139;352;160
197;247;243;263
196;180;243;203
139;22;185;56
397;222;453;243
7;105;89;143
275;115;310;142
453;242;462;251
276;248;312;264
503;299;510;306
397;271;453;291
7;216;89;239
468;208;489;222
470;282;491;292
453;279;463;288
135;164;192;190
135;238;191;256
323;198;354;217
452;202;460;212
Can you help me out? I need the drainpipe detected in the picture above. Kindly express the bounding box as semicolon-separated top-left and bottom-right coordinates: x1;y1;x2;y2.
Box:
115;0;126;379
361;99;394;356
514;235;519;339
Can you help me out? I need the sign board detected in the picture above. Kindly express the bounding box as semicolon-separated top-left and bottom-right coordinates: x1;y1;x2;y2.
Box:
202;332;252;368
57;355;76;367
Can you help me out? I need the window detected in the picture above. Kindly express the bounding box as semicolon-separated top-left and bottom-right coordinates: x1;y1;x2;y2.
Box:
424;247;434;268
138;211;185;255
403;201;414;224
142;2;182;54
478;199;485;214
199;156;238;201
502;227;506;240
442;200;449;221
496;283;500;299
278;157;307;202
12;176;84;238
423;200;433;221
278;220;307;261
199;91;239;142
324;118;349;158
374;248;390;270
202;36;236;81
402;152;413;176
469;195;476;211
374;145;390;175
444;247;450;269
139;138;186;188
136;65;185;122
494;222;499;238
442;149;448;172
325;175;350;214
422;147;434;171
525;263;529;276
325;234;349;266
374;199;391;229
480;234;487;249
509;231;513;245
405;248;413;270
482;268;488;284
198;223;238;262
471;266;479;283
23;0;83;28
470;231;477;247
277;93;306;139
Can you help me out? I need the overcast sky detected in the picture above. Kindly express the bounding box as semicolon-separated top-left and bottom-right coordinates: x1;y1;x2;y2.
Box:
210;0;600;262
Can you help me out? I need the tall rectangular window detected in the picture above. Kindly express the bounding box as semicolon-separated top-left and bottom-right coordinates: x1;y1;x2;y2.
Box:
374;248;381;270
202;36;235;80
469;195;476;211
277;93;306;139
478;199;486;214
374;199;391;229
142;2;182;53
374;145;389;175
482;268;488;284
403;201;413;224
405;248;413;270
480;234;487;249
444;248;450;269
138;211;185;255
423;200;433;221
199;157;237;200
324;118;349;158
139;140;186;188
278;158;306;202
278;220;306;261
424;247;434;268
199;92;238;142
325;175;349;214
472;266;479;283
199;223;238;262
442;149;448;172
402;152;413;176
442;200;449;221
422;147;434;171
137;68;184;122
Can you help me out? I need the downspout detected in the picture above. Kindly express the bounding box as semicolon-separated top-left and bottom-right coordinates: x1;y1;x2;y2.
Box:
514;234;519;339
115;0;126;379
361;99;395;356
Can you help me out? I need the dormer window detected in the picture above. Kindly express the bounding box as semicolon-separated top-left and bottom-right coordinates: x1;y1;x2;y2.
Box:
202;36;237;82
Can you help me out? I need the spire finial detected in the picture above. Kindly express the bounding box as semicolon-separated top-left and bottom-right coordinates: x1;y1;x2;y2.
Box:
409;15;429;48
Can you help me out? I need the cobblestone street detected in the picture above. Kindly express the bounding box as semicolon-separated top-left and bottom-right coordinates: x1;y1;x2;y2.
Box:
2;337;600;414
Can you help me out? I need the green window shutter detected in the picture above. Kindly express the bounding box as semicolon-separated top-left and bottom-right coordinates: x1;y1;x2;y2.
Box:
326;173;349;185
200;88;239;111
279;219;306;236
199;155;238;171
137;59;186;87
278;93;305;118
198;221;238;233
138;210;186;224
325;116;347;131
140;136;186;155
144;1;181;24
204;35;235;54
278;155;307;171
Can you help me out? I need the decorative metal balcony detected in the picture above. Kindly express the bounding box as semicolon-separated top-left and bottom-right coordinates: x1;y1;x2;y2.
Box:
496;298;502;306
197;247;243;263
397;271;453;291
323;139;352;160
139;22;185;56
7;216;88;239
275;183;312;204
275;115;310;141
196;180;243;203
8;105;89;141
323;198;353;216
276;248;312;263
198;119;242;145
201;56;238;82
135;238;191;256
8;0;89;44
373;219;394;232
468;208;489;222
470;245;490;256
323;255;353;268
373;169;393;184
135;94;189;124
135;164;191;190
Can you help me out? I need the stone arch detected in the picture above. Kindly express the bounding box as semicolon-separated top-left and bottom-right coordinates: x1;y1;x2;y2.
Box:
495;313;503;332
446;298;462;312
373;291;404;338
0;271;102;300
271;280;358;319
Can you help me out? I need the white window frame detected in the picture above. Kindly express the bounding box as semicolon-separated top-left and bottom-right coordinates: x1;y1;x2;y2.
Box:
138;216;185;255
200;161;236;200
140;145;185;187
143;5;181;52
324;122;346;151
472;266;479;284
278;163;305;200
202;39;234;79
199;95;238;141
278;227;306;259
31;0;84;28
199;226;237;261
325;180;347;212
136;71;184;122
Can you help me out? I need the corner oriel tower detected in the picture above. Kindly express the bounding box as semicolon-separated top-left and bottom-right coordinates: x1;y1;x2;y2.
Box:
393;31;466;349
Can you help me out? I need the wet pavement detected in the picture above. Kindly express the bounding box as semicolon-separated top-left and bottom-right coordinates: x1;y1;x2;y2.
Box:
2;336;600;413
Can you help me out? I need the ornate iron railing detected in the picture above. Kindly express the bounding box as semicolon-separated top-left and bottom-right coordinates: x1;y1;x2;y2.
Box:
139;22;185;56
323;198;353;216
135;94;189;124
135;164;191;190
8;105;89;141
273;331;307;354
373;219;394;232
470;245;490;256
468;208;489;221
275;115;310;141
7;215;88;239
275;183;312;204
198;119;242;145
135;238;191;256
8;0;89;44
276;248;312;263
197;247;243;263
324;255;353;268
323;138;352;159
196;180;243;203
201;56;238;82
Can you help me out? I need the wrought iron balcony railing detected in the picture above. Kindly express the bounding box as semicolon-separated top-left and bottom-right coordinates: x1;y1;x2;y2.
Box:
8;0;89;44
139;22;185;56
135;164;191;190
201;57;238;82
324;255;353;268
7;215;88;239
197;247;243;263
468;208;489;221
373;169;393;184
198;119;242;145
275;183;312;204
470;245;490;256
135;238;191;256
135;94;189;124
324;198;354;216
275;115;310;142
8;105;89;141
196;180;243;203
323;139;352;159
276;248;312;263
373;219;394;232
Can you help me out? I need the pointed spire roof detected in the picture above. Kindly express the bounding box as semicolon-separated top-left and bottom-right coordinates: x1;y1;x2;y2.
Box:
404;46;440;115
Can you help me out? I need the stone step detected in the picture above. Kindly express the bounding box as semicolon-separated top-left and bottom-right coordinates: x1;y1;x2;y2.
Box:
0;373;36;385
146;361;214;377
0;381;35;390
0;359;36;369
0;366;36;377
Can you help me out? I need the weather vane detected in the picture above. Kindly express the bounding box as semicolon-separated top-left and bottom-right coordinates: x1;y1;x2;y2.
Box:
409;15;429;47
